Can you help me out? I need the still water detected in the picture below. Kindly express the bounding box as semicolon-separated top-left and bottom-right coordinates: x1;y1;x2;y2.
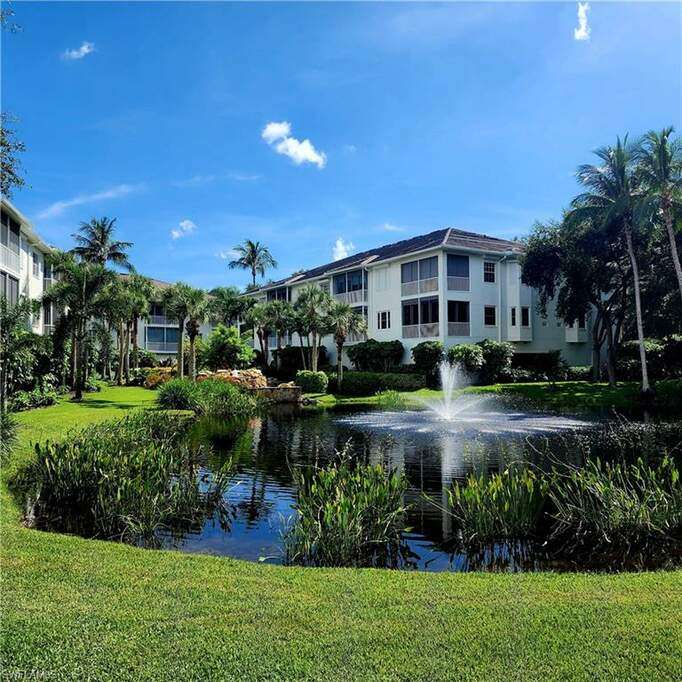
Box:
163;404;594;571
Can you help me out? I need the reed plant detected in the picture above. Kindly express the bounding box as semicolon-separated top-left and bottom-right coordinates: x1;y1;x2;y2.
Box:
157;378;258;420
284;446;410;567
374;389;407;411
13;411;231;544
0;411;18;464
446;467;550;543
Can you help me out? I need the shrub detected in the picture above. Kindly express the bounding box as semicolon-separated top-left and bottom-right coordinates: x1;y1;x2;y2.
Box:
295;370;328;394
346;339;404;372
84;375;106;393
0;411;18;464
157;378;198;410
136;349;159;368
477;339;514;384
566;365;592;381
333;371;426;396
550;457;682;557
144;367;175;389
663;335;682;377
411;341;444;386
446;343;484;374
192;379;258;419
616;338;666;381
447;467;550;542
374;390;407;410
12;412;230;544
128;367;153;387
204;324;255;371
8;385;58;412
272;345;329;380
284;447;410;567
512;350;567;381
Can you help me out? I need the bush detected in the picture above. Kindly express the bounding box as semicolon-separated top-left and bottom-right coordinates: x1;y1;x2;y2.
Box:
333;371;426;396
512;350;567;381
136;349;159;368
477;339;514;384
128;367;153;387
8;385;58;412
0;411;18;464
12;412;230;544
144;367;175;389
446;344;484;374
295;370;328;394
566;366;592;381
411;341;444;386
663;335;682;377
617;339;666;381
204;324;255;371
193;379;258;419
346;340;404;372
157;378;198;410
447;467;550;542
84;375;106;393
284;446;410;568
374;390;407;410
272;345;328;380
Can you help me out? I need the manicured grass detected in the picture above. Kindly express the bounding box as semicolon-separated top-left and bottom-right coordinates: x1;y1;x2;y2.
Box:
2;386;681;680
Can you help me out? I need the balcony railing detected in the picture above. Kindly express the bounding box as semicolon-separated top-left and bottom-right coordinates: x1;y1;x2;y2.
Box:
346;331;367;344
402;323;439;339
146;341;178;352
419;277;438;294
447;276;470;291
0;244;20;273
447;322;471;337
333;289;367;304
43;324;55;335
148;315;177;326
401;281;419;297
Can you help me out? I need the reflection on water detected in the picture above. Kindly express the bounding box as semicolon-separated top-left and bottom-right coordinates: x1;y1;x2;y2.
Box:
161;405;594;571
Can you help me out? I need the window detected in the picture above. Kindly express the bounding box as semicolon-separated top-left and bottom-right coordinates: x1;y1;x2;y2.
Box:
578;314;586;329
401;261;419;284
147;327;165;344
448;300;470;323
402;299;419;326
0;272;19;305
511;307;517;327
420;296;439;324
32;251;40;277
484;305;496;326
418;256;438;281
374;267;389;292
521;307;530;327
447;254;469;278
1;210;20;254
347;269;363;292
43;304;52;326
483;262;496;283
377;310;391;330
266;286;288;301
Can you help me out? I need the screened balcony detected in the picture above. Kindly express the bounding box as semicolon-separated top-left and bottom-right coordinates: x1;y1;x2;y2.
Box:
446;254;470;291
402;297;439;339
447;300;470;337
401;256;438;297
332;269;367;304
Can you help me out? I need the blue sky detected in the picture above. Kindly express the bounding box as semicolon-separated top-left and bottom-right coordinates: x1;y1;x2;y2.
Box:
4;1;681;289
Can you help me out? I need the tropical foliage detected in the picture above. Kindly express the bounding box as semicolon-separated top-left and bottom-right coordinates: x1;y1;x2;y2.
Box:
228;239;277;286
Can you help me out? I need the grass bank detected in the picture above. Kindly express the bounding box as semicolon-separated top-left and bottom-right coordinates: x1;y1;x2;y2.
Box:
2;386;681;680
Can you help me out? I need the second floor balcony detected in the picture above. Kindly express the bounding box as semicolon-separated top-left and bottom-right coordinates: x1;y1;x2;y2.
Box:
0;244;20;273
148;314;177;326
333;288;367;304
146;341;178;353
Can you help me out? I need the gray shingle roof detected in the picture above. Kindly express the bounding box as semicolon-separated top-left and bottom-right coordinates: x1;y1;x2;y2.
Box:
253;227;521;293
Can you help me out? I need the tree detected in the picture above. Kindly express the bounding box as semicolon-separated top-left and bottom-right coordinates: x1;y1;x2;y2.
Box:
264;300;295;369
569;137;652;393
162;283;195;380
325;301;366;387
44;252;114;399
209;286;245;326
294;284;332;373
636;127;682;306
0;113;26;199
228;240;277;286
184;288;208;381
72;217;134;271
0;296;38;413
98;278;134;385
245;303;270;360
204;324;255;370
122;274;155;371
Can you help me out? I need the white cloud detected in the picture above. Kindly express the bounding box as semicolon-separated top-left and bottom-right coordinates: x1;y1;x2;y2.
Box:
217;249;240;261
171;219;197;240
262;120;327;169
229;172;262;182
62;41;95;61
332;237;355;261
343;144;358;155
574;3;591;41
38;183;142;219
381;222;406;233
172;175;216;188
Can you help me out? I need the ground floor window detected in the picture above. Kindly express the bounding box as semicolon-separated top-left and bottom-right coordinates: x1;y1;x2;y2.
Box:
448;300;469;323
377;310;390;330
420;297;439;324
484;305;496;326
510;307;517;327
0;271;19;305
521;306;530;327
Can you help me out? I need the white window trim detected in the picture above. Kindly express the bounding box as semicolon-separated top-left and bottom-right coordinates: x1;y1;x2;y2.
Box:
483;261;496;284
483;305;497;327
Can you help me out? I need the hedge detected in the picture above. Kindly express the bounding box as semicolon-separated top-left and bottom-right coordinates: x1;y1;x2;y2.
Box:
295;370;329;394
333;371;426;396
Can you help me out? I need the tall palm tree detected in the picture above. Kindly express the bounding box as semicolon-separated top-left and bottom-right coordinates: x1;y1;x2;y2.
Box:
122;274;156;371
569;137;652;393
184;288;208;381
264;299;295;369
209;285;244;326
636;127;682;305
72;217;134;271
245;302;270;360
44;252;114;399
294;284;331;373
162;282;195;380
228;240;277;286
325;302;367;388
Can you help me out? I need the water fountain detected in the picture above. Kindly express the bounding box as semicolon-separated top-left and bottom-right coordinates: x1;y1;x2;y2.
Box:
423;360;488;421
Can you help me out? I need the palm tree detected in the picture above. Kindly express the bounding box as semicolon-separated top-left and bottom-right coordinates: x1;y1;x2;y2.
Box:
122;274;156;371
98;278;135;385
325;302;367;388
636;127;682;305
245;302;270;360
184;288;208;381
72;217;134;271
264;299;295;369
44;252;114;399
209;286;244;326
294;284;332;373
569;137;652;393
228;240;277;286
162;282;195;380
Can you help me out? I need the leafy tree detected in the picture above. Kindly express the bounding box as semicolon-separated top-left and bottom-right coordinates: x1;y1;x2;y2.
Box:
636;127;682;305
204;324;255;370
325;302;366;387
122;274;155;371
264;300;295;369
209;286;245;326
0;113;26;198
162;282;195;380
72;217;134;271
184;288;208;381
245;302;270;359
569;137;653;393
228;240;277;286
293;284;332;373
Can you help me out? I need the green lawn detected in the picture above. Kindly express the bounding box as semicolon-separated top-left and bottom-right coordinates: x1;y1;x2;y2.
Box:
2;386;681;680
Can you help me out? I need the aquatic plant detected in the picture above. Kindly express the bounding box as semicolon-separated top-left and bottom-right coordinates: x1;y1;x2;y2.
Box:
157;378;258;419
0;411;18;464
13;411;232;544
447;467;550;543
157;378;198;410
284;446;410;567
374;389;407;411
550;456;682;557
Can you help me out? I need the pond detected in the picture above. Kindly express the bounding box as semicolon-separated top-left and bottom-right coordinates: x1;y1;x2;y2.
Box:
160;402;602;571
